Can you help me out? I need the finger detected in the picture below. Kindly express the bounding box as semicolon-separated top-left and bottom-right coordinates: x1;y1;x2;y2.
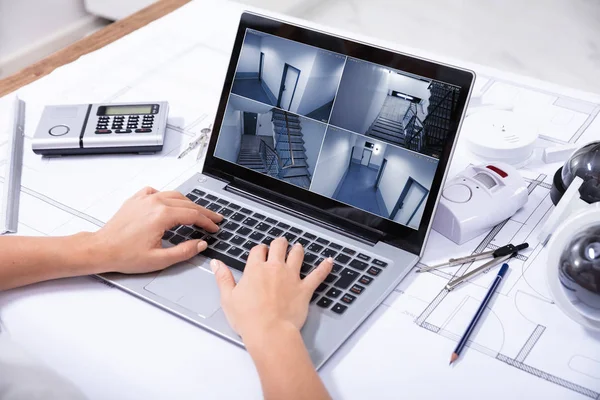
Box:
286;243;304;271
162;198;222;223
162;207;219;233
303;257;333;292
211;259;236;301
150;239;207;267
267;237;288;263
156;190;189;201
247;243;268;266
133;186;158;198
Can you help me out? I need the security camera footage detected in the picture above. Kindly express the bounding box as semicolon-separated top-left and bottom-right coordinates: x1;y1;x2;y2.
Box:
215;29;460;230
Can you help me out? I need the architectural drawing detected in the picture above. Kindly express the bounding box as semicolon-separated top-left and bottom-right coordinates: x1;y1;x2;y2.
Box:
0;35;228;235
1;4;600;395
384;75;600;398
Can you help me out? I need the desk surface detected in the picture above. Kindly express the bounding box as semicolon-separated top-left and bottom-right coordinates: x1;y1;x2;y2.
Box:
1;1;600;399
0;0;190;97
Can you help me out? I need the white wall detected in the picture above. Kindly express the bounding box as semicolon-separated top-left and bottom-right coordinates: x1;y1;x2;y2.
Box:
298;118;327;176
214;107;242;163
378;148;438;218
329;60;389;134
372;143;387;166
408;193;427;229
0;0;88;57
388;73;431;100
229;94;273;114
83;0;154;20
361;68;390;133
310;128;357;197
388;72;431;112
0;0;95;75
260;35;317;112
296;51;345;115
236;33;261;74
353;136;387;167
351;145;362;161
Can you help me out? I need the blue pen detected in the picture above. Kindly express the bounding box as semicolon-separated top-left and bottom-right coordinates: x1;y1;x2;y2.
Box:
449;263;509;365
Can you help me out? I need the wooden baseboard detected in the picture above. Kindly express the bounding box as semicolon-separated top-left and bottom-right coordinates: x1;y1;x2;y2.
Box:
0;16;107;79
0;0;190;97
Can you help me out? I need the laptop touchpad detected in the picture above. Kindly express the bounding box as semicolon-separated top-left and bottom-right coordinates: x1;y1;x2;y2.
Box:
144;262;222;318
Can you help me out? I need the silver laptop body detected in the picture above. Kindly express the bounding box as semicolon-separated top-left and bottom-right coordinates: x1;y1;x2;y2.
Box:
100;12;475;369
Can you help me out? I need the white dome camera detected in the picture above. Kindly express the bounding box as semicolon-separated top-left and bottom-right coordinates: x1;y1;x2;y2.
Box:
541;141;600;329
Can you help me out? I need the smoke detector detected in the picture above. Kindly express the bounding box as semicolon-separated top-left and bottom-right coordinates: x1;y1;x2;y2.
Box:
462;110;538;165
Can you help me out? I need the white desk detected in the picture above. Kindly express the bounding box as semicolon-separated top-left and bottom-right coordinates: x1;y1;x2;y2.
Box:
1;1;600;399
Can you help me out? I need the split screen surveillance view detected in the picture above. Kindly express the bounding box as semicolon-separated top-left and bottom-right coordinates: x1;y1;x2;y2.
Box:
215;29;460;229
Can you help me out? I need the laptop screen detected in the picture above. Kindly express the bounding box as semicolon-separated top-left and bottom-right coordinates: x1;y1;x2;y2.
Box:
214;28;460;231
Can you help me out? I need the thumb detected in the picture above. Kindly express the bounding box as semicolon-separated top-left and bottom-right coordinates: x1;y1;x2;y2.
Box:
303;257;333;292
152;239;207;266
211;259;236;298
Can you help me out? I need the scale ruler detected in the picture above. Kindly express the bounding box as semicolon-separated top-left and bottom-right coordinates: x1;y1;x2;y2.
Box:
1;97;25;234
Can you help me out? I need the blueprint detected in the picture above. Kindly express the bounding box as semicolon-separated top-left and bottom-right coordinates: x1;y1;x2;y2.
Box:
1;0;600;398
0;9;236;237
380;77;600;397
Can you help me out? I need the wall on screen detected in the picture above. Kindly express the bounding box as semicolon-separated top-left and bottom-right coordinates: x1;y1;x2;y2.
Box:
260;35;317;111
329;61;389;134
297;52;345;116
215;107;242;163
310;127;357;197
378;148;438;216
237;33;261;75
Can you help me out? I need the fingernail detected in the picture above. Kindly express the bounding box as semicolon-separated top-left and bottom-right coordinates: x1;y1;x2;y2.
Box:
210;259;220;273
326;257;334;263
197;240;207;252
294;242;302;248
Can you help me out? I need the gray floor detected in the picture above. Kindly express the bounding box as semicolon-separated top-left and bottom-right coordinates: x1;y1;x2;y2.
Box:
232;79;275;106
334;162;387;217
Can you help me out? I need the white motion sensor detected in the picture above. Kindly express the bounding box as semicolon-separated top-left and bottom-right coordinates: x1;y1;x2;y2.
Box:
433;162;528;244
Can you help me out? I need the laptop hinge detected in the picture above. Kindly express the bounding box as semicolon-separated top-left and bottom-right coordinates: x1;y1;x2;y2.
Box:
225;182;382;246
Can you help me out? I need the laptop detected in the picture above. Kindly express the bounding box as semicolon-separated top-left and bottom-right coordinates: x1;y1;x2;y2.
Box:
100;12;474;368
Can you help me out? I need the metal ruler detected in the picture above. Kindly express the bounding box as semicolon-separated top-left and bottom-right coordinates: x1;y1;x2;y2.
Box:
1;97;25;234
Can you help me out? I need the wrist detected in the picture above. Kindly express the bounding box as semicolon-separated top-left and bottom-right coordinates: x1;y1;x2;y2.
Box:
67;231;109;275
243;320;302;356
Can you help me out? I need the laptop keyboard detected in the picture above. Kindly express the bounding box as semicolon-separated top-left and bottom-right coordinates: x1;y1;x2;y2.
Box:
163;188;389;316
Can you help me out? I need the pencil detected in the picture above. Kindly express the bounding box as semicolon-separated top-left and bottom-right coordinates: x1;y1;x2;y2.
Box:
449;263;509;365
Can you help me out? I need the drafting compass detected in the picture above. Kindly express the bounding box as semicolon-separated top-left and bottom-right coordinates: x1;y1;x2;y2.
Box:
178;124;212;160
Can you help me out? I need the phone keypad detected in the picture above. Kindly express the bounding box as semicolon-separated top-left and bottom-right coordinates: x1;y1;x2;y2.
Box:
96;114;154;134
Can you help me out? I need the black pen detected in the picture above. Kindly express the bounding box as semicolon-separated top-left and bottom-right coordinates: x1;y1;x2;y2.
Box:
449;263;509;365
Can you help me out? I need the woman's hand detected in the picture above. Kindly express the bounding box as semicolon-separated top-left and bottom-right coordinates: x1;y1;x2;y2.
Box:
92;186;222;274
211;238;333;400
211;237;332;342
